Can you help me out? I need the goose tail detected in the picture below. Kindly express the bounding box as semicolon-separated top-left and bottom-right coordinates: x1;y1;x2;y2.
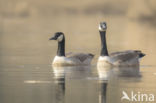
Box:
88;53;95;58
135;50;146;58
139;53;146;58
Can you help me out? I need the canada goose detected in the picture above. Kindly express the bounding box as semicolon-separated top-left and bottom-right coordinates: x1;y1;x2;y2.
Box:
98;22;145;66
49;32;94;66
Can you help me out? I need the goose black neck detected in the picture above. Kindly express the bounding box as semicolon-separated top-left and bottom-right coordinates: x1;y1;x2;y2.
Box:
57;38;65;56
100;31;109;56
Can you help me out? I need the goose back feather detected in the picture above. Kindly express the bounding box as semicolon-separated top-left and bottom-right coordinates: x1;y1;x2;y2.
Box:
98;50;145;66
53;52;94;66
109;50;145;61
66;52;94;62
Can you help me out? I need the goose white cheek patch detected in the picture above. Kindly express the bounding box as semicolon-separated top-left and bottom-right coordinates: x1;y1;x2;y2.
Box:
99;23;107;31
57;35;63;42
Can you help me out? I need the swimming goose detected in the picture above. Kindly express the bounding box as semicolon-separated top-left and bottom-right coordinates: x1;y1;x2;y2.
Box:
97;22;145;66
49;32;94;66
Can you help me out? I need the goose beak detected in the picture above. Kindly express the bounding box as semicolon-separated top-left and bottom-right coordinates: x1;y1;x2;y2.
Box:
49;36;57;40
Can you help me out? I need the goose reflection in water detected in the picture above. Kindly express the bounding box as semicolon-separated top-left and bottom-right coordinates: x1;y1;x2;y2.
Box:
52;65;92;103
97;65;141;103
97;65;111;103
52;66;66;103
53;65;91;79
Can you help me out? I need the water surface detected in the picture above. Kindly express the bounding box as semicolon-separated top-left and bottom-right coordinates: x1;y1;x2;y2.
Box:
0;0;156;103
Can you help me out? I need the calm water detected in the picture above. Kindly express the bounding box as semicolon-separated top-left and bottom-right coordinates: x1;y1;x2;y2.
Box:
1;0;156;103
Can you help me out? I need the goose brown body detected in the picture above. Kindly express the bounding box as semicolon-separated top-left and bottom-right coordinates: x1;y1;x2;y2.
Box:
49;32;94;66
53;53;94;66
98;22;145;67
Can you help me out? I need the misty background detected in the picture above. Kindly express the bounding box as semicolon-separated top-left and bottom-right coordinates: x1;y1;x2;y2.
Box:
0;0;156;65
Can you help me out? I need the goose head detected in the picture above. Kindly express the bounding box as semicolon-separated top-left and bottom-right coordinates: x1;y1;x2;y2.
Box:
49;32;65;42
99;22;107;31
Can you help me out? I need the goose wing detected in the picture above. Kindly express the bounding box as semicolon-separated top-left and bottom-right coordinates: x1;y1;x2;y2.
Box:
66;52;94;62
110;50;145;62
